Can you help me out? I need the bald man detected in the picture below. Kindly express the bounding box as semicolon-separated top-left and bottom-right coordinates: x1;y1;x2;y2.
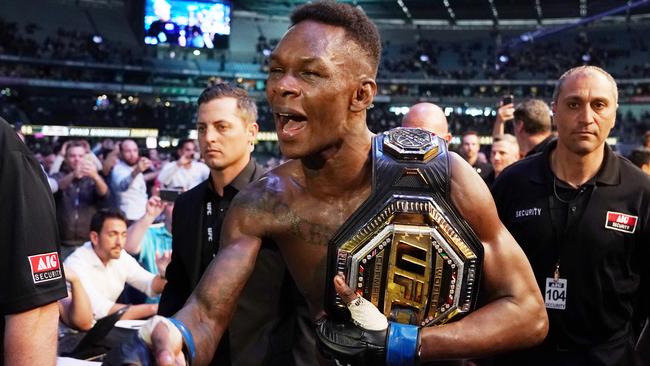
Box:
402;102;452;142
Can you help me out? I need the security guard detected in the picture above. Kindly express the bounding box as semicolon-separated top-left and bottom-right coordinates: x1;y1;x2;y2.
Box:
492;66;650;366
0;117;68;364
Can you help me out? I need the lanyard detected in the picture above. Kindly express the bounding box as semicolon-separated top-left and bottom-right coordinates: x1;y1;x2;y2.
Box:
546;178;595;278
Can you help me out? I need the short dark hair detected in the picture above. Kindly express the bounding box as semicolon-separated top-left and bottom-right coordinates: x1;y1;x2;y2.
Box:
177;139;195;150
290;0;381;74
629;148;650;169
197;82;257;124
514;99;552;135
90;208;127;234
462;130;479;138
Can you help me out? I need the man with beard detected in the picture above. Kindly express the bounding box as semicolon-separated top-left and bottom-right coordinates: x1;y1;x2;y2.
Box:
64;209;168;320
123;2;547;365
110;139;150;222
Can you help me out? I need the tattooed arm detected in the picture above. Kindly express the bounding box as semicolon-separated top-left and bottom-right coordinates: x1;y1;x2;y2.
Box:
150;182;274;366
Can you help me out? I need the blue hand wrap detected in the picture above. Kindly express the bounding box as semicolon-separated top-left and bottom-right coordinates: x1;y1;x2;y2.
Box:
168;317;196;365
386;322;419;366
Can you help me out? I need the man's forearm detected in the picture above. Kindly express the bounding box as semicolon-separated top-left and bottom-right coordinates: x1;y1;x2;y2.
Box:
111;303;158;320
492;119;505;138
125;214;156;254
174;241;259;365
66;281;95;331
419;294;547;361
115;171;135;191
4;302;60;366
91;173;109;196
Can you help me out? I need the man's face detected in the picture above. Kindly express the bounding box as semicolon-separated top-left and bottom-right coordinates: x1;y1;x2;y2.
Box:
197;97;257;171
120;140;140;166
90;218;127;262
266;20;362;159
490;141;519;175
461;134;480;160
66;146;85;170
552;71;617;156
178;141;196;159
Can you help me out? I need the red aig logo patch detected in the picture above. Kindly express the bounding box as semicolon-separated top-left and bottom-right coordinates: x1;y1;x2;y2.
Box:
605;211;638;234
28;252;62;284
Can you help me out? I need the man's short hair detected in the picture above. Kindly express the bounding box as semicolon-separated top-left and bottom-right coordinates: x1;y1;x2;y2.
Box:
177;139;195;150
513;99;552;135
493;133;518;145
552;65;618;103
290;0;381;74
629;148;650;169
197;82;257;124
462;130;479;138
65;140;88;155
90;208;127;234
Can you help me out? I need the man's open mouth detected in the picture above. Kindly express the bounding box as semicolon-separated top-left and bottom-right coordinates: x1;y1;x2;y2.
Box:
277;112;308;134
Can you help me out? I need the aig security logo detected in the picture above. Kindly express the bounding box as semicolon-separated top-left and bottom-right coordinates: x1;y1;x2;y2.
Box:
28;251;62;284
605;211;638;234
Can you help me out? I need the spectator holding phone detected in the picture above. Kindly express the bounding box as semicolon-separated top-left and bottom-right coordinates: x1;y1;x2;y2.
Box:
110;139;150;222
125;195;174;303
493;98;554;158
53;139;110;259
157;139;209;190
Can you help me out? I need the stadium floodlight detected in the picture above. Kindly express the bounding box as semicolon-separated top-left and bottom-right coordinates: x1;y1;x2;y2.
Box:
92;35;103;44
419;54;430;62
582;53;591;62
193;49;201;56
498;55;509;63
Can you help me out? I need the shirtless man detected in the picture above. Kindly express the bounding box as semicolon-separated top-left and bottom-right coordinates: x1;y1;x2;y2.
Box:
135;2;547;365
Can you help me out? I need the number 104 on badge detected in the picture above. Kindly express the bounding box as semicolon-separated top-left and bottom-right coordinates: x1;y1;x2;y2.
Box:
545;277;567;310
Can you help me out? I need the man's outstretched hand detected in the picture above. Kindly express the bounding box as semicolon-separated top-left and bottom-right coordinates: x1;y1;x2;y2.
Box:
117;316;186;366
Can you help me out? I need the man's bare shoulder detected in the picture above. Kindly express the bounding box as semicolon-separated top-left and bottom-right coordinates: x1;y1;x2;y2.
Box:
232;159;303;213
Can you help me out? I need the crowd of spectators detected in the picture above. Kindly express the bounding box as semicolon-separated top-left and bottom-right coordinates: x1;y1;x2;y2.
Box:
0;18;139;64
379;26;650;80
2;88;648;147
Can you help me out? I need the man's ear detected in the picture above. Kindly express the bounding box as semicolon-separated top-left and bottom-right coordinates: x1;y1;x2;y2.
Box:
350;78;377;113
247;121;259;152
90;231;99;247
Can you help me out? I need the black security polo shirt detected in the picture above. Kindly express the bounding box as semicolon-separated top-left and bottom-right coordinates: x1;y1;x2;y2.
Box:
0;118;67;358
491;140;650;366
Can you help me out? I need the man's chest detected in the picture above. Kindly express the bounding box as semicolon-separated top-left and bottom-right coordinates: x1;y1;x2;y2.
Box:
501;187;643;266
272;196;365;248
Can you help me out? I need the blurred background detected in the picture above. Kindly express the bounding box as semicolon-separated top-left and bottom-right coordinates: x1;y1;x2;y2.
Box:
1;0;649;164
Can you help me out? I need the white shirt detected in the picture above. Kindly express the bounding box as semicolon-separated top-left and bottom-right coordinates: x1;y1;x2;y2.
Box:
157;160;209;190
110;159;148;220
64;242;156;319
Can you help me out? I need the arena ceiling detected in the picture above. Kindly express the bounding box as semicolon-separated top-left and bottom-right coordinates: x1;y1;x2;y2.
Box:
231;0;650;23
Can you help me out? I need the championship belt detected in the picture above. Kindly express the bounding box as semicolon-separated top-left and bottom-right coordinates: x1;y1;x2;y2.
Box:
325;127;483;327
